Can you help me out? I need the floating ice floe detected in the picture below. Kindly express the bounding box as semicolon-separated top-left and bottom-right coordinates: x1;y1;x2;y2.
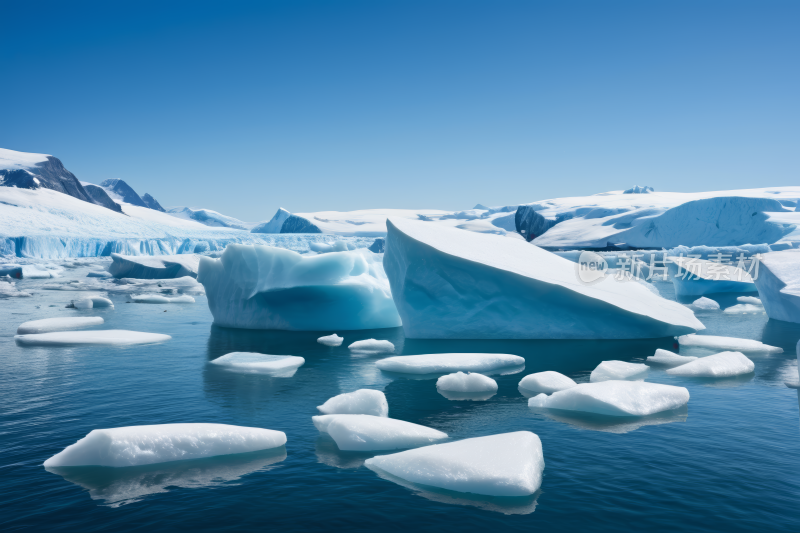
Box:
589;361;649;382
692;297;720;310
518;371;577;394
376;353;525;375
348;339;395;354
436;372;497;393
313;414;448;451
43;423;287;467
666;351;755;378
109;253;201;279
677;334;782;353
209;352;305;376
17;317;104;335
69;296;113;309
528;381;690;416
131;294;195;303
86;271;112;278
73;298;93;309
317;389;388;417
365;431;544;497
196;244;401;330
646;349;697;366
383;218;703;339
317;334;343;347
15;330;171;347
723;304;765;314
753;249;800;324
737;296;763;305
0;280;31;298
667;256;757;297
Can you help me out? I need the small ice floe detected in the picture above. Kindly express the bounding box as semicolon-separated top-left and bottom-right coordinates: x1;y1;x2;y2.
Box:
677;334;782;353
0;280;31;298
43;423;286;467
436;372;497;392
317;334;343;347
589;361;649;382
528;381;690;417
17;317;104;335
312;414;447;451
666;351;754;378
317;389;388;417
646;349;697;366
209;353;305;377
68;296;113;309
365;431;544;497
348;339;394;354
131;294;195;304
73;298;93;309
518;371;577;394
376;353;525;375
692;297;720;310
737;296;763;305
723;304;765;314
87;271;112;278
15;330;171;347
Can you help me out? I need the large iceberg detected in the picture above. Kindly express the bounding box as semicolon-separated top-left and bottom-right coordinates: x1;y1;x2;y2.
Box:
365;432;544;497
17;316;104;334
317;389;388;417
196;244;401;330
677;334;782;353
315;415;448;451
528;381;690;416
666;351;754;378
43;423;286;467
376;353;525;375
383;218;704;339
753;249;800;324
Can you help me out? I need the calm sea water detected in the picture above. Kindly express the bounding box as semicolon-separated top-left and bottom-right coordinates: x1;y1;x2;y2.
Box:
2;266;799;532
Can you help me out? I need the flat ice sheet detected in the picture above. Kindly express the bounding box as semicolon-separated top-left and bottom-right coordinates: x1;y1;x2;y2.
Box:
209;352;305;376
590;361;649;382
17;317;104;335
376;353;525;375
15;330;171;347
316;415;448;451
436;372;497;393
677;334;782;353
666;351;754;378
528;381;690;417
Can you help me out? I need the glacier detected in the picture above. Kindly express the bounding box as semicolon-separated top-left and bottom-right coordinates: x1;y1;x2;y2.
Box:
384;218;704;339
753;249;800;324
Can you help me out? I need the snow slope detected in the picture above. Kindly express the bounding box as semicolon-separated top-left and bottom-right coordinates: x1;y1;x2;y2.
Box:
168;206;252;230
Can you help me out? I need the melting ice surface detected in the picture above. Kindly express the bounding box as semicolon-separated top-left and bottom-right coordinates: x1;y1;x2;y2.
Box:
16;316;104;334
666;352;755;378
317;389;388;417
528;381;690;417
209;353;305;377
314;415;448;451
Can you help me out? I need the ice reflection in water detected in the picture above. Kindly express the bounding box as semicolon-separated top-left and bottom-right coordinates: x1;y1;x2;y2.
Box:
528;406;689;434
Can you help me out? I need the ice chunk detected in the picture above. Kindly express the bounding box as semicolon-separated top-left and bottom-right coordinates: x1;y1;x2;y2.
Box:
667;256;757;297
590;361;649;382
317;333;344;347
384;218;703;339
73;298;93;309
0;280;31;298
316;415;448;451
752;249;800;324
666;351;754;378
209;352;305;376
376;353;525;375
723;304;765;314
692;297;720;310
678;334;782;353
109;253;201;279
348;339;394;354
737;296;763;305
317;389;388;417
646;349;697;366
197;244;401;331
0;264;23;278
436;372;497;393
518;371;577;394
528;381;690;416
131;294;195;303
365;432;544;497
15;330;171;347
87;271;112;278
43;423;286;467
89;296;113;307
17;317;104;334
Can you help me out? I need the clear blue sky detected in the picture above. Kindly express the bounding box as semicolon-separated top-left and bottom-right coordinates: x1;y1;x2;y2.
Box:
2;0;798;222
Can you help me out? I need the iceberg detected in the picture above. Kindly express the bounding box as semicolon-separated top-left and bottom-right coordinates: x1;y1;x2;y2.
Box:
692;297;720;310
17;316;104;334
348;339;395;354
666;351;754;378
677;334;782;353
753;249;800;324
15;330;171;347
737;296;763;305
383;218;704;339
528;381;690;416
109;253;201;279
646;349;697;366
436;372;498;393
317;333;344;347
365;432;544;497
589;361;649;382
73;298;93;309
131;294;195;303
376;353;525;375
209;352;305;376
43;423;287;467
317;389;388;417
316;415;448;451
667;256;757;297
518;371;577;394
196;244;401;331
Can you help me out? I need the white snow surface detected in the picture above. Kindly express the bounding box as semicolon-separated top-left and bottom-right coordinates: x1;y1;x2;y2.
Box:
590;361;650;382
348;339;395;354
365;431;544;497
518;371;577;394
384;218;704;339
315;415;448;451
528;381;690;416
167;206;252;230
209;352;305;376
753;249;800;324
17;317;104;334
0;148;49;171
317;334;344;347
15;330;171;346
376;353;525;375
692;297;721;310
43;423;287;467
677;334;782;353
436;372;498;393
646;349;698;366
666;351;755;378
316;389;388;417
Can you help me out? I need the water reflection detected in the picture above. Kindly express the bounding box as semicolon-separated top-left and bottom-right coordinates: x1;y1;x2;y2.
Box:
45;447;286;507
437;389;496;401
314;435;372;470
529;406;689;434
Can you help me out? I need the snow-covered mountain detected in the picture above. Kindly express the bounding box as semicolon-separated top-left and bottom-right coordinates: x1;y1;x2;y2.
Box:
167;206;251;230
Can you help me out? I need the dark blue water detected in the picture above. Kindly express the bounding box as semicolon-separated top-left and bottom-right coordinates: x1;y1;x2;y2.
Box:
2;275;799;532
